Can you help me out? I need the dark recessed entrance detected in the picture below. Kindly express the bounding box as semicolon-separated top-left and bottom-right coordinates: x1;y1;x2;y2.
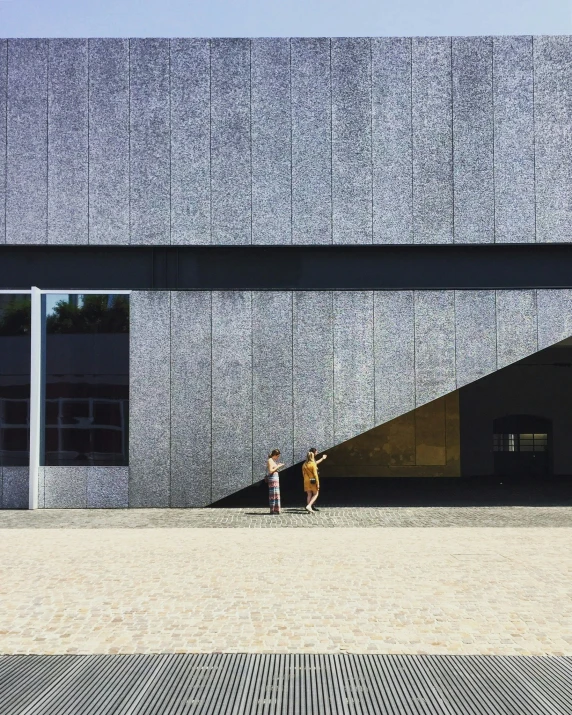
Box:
492;415;552;478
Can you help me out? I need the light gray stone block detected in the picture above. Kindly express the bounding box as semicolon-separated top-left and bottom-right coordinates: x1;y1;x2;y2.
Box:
38;467;45;508
455;290;497;387
211;39;251;246
44;467;88;508
537;289;572;349
414;291;456;405
496;290;538;369
129;39;170;245
170;292;212;507
251;39;291;246
211;292;252;501
0;41;6;244
372;38;413;245
87;467;128;508
170;39;211;246
534;36;572;243
2;467;28;509
333;291;375;443
6;39;48;245
452;37;494;244
412;37;453;244
331;38;372;245
88;38;129;245
47;39;88;246
374;291;415;424
129;291;171;507
293;292;334;462
252;292;293;480
493;36;535;243
291;38;332;245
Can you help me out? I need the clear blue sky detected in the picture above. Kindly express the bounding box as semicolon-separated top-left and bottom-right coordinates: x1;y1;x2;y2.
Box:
0;0;569;37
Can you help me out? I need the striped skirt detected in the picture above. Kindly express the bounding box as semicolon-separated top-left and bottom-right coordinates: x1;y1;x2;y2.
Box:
267;477;281;514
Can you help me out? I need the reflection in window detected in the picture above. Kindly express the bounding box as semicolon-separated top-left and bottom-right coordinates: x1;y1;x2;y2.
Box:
493;433;547;453
43;294;129;466
0;295;31;466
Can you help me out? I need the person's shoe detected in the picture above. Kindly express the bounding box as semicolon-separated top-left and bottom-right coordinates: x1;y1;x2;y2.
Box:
305;504;314;513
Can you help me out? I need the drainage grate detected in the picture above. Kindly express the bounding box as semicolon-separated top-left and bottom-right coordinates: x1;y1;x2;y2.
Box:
0;653;570;714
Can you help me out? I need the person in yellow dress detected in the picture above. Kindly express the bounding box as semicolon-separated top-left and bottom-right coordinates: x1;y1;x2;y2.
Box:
302;447;327;513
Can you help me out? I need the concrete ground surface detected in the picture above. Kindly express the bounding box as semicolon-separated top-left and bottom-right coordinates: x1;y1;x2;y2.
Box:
0;508;571;657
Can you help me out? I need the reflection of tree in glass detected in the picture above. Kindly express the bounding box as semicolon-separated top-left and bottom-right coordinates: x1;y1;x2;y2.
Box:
47;295;129;334
0;297;31;336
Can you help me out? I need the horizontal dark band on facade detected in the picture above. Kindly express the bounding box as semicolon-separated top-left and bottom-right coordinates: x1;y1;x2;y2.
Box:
3;243;572;291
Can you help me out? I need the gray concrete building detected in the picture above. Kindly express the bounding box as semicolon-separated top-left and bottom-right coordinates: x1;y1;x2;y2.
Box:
1;36;572;508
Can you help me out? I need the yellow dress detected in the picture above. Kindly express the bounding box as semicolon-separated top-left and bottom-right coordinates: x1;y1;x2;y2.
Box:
302;461;320;492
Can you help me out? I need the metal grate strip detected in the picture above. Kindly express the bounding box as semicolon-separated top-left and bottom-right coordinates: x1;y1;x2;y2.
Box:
0;654;570;715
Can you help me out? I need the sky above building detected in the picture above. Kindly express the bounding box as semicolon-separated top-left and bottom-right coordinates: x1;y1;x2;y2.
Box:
0;0;570;37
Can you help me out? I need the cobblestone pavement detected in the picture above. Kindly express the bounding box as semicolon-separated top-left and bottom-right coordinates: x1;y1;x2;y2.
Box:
0;505;571;528
0;521;571;656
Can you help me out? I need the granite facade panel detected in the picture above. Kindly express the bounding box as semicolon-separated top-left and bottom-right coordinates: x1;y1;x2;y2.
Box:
88;39;130;245
87;467;129;508
333;291;375;443
372;37;413;245
414;291;456;405
44;467;88;508
251;38;291;245
129;291;171;507
0;41;6;244
537;289;572;349
412;37;453;244
291;38;332;245
6;39;48;245
331;38;372;245
170;291;212;507
452;37;494;244
48;39;88;246
252;291;293;479
2;467;28;509
211;291;252;501
129;39;170;245
170;39;211;245
455;290;497;387
493;36;535;243
496;289;538;369
373;291;415;424
211;39;251;245
534;36;572;243
293;292;334;462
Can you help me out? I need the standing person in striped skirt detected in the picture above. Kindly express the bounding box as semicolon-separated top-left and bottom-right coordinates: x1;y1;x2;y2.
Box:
266;449;284;515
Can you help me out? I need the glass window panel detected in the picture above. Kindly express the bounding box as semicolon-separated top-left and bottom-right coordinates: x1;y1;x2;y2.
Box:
0;294;31;466
42;294;129;467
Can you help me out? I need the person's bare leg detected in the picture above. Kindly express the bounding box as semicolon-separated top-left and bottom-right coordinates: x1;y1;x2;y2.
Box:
307;490;319;511
305;491;315;512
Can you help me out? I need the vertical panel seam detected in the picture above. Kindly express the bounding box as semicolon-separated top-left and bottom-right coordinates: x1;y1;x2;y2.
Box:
46;40;50;245
410;38;414;245
209;39;212;246
491;37;496;244
128;39;131;245
249;40;253;246
331;290;335;445
494;289;499;369
289;39;293;245
169;39;172;246
290;291;294;463
168;290;172;506
87;39;90;245
450;37;455;244
329;39;333;244
250;291;254;483
3;40;7;245
210;291;213;504
532;36;537;244
453;289;458;389
369;38;373;244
